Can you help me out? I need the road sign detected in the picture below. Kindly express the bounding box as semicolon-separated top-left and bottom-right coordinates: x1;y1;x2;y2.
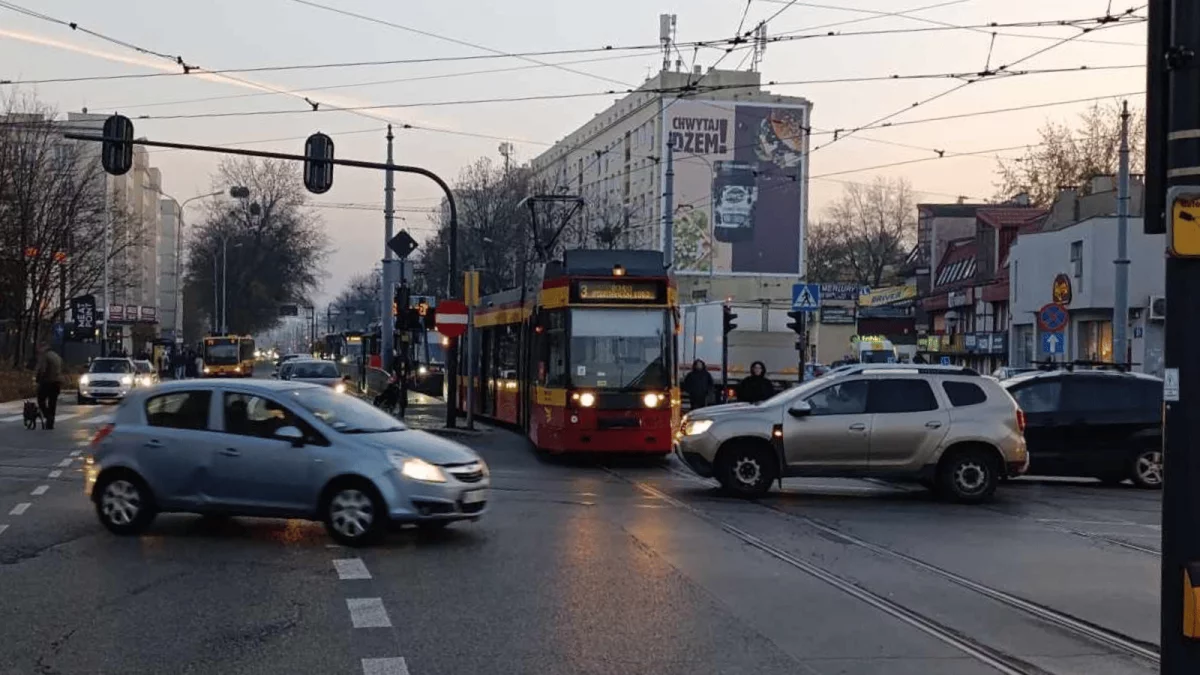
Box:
1036;302;1069;332
940;356;951;366
435;299;468;339
791;283;821;312
1168;187;1200;257
387;230;419;259
1041;331;1065;355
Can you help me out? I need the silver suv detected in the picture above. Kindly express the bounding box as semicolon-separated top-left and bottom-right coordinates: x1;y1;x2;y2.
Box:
675;365;1028;503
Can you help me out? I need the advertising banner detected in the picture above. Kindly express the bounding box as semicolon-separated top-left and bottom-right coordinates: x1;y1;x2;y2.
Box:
664;99;810;276
820;283;867;302
71;295;96;330
858;284;918;307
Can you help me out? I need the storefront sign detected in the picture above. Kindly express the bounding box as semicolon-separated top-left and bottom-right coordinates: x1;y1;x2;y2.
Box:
140;306;157;322
819;283;867;302
819;307;856;324
858;284;917;307
108;304;124;321
1052;273;1073;305
948;289;973;308
926;335;941;352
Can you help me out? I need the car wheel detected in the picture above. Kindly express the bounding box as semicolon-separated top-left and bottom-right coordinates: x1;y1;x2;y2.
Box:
94;473;156;535
322;481;385;546
936;448;999;504
716;443;777;499
1129;448;1163;489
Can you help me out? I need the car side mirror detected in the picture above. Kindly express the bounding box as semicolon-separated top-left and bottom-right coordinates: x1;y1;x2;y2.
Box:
275;426;305;447
788;401;813;418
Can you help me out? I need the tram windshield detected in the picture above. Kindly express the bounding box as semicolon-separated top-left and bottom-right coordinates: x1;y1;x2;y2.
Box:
569;308;670;390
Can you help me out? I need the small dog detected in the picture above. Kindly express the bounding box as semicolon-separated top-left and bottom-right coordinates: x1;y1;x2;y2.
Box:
23;400;41;430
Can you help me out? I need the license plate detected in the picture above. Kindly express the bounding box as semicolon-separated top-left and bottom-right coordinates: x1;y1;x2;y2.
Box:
461;489;487;505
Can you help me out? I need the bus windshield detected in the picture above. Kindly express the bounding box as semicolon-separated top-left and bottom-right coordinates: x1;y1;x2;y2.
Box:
204;341;239;364
570;308;669;390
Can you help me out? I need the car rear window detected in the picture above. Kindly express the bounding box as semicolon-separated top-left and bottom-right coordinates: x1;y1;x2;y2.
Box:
942;381;987;407
145;391;211;430
867;379;939;413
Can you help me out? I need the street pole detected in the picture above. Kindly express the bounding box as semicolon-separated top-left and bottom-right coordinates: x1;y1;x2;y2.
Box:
211;255;218;335
662;140;675;269
382;125;396;374
1113;100;1131;368
101;203;111;356
1159;1;1200;671
221;238;228;334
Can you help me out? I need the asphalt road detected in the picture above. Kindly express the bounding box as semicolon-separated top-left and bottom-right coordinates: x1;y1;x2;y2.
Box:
0;393;1162;675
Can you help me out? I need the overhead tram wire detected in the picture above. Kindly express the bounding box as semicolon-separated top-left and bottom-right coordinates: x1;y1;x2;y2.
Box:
0;14;1138;86
808;5;1145;155
285;0;635;89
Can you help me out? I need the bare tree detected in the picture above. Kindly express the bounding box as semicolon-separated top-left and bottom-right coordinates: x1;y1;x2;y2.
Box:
329;269;382;331
996;101;1145;206
805;220;854;283
183;157;330;337
0;94;147;366
823;177;917;288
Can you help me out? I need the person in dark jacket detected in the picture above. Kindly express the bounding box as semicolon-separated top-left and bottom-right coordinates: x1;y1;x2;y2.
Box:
736;360;775;403
681;359;715;410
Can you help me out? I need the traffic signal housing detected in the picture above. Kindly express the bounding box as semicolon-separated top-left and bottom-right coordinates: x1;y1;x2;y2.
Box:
101;114;134;176
303;132;335;194
393;285;412;331
786;310;805;351
723;305;738;334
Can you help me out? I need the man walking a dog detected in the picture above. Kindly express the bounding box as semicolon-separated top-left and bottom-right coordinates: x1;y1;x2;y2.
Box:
34;342;64;430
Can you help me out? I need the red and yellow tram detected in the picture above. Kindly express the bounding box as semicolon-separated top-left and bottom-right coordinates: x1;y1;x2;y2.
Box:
458;250;680;455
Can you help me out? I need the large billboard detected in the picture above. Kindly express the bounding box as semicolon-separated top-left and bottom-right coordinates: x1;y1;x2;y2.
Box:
664;98;810;276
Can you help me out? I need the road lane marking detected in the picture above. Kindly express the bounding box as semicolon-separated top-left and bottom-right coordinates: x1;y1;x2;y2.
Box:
54;413;78;422
47;470;62;479
30;485;48;496
333;558;372;580
56;459;72;467
0;414;23;423
69;450;82;457
362;657;409;675
346;598;392;628
9;503;30;516
0;524;7;536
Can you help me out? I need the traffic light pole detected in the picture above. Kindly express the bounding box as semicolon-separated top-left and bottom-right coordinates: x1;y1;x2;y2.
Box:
1158;1;1200;670
67;129;461;428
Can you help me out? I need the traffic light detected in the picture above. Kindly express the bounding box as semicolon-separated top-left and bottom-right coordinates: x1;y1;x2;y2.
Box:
786;310;805;351
101;114;134;176
303;132;335;194
723;305;738;334
393;285;411;331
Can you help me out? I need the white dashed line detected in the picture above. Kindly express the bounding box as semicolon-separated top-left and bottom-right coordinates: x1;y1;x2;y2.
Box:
333;558;372;580
54;413;78;422
0;524;8;536
69;450;82;457
346;598;392;628
0;414;23;423
30;485;48;496
9;503;31;516
47;470;62;479
362;657;410;675
56;459;72;468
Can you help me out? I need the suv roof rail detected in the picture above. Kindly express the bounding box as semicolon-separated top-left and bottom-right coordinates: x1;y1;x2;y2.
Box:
836;363;979;377
1031;359;1140;373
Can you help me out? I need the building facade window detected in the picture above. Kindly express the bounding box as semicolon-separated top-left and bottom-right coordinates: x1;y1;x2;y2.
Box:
1070;240;1083;281
1077;319;1112;362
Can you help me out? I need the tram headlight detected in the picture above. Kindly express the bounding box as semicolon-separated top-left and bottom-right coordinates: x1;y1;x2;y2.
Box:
575;392;596;408
643;392;662;408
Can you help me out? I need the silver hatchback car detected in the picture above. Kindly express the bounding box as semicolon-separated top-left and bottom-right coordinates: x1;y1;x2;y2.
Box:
84;379;489;546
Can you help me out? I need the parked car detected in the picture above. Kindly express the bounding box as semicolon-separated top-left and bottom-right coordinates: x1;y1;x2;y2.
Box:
1002;370;1163;488
132;360;158;388
78;358;137;404
992;366;1037;381
675;364;1028;503
84;380;489;545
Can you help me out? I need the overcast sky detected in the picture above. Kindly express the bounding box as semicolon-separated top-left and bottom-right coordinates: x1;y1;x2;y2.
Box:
0;0;1146;303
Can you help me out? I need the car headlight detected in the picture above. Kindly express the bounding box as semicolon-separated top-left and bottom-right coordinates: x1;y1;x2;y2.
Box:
203;366;211;374
334;382;347;393
643;392;662;408
79;374;89;385
120;375;133;386
684;419;714;436
137;376;152;387
418;366;428;375
391;453;447;483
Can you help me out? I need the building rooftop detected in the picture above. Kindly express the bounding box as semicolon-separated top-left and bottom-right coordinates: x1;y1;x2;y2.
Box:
934;238;977;288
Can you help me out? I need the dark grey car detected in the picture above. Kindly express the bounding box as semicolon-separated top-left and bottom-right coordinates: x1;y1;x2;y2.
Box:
280;359;348;392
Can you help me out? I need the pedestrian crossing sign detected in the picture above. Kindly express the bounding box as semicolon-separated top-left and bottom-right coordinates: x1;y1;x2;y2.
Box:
792;283;821;312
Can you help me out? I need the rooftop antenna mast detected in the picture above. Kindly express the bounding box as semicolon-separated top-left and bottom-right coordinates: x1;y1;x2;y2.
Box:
751;23;768;72
659;14;676;74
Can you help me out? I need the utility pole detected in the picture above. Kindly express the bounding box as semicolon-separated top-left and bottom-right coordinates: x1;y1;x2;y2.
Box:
1157;1;1200;671
662;140;675;269
221;238;229;334
101;202;111;356
1113;101;1131;368
381;125;396;374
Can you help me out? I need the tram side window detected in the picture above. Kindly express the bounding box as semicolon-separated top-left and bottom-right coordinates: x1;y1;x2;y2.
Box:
540;310;568;387
497;325;519;380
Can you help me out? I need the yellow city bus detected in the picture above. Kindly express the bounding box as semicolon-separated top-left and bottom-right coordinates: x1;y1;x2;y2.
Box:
202;335;256;377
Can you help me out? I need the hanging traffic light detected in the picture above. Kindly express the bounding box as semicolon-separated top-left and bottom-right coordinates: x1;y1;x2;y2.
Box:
723;305;738;334
303;132;335;194
101;114;134;176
